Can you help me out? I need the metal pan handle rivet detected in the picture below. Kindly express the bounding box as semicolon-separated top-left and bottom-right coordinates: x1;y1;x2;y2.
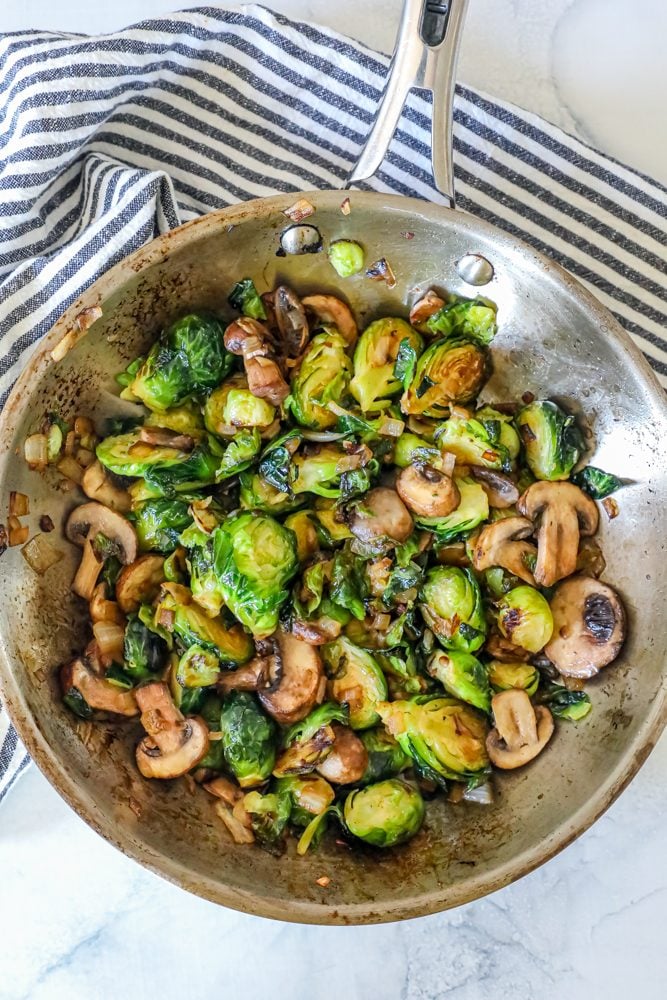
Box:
456;253;494;286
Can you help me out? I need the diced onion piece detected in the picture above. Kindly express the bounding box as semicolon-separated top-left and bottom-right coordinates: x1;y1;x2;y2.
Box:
9;492;29;517
340;197;351;216
50;305;103;362
21;534;62;574
57;455;84;485
24;433;48;471
75;447;95;468
301;430;347;443
379;417;405;438
440;451;456;476
214;801;254;844
372;612;391;632
283;198;315;223
92;620;125;659
64;431;78;456
8;516;29;547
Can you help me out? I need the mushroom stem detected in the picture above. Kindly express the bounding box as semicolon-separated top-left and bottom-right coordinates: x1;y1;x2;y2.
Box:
72;536;103;600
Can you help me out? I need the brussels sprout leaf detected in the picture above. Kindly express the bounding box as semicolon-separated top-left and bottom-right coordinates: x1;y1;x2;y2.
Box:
572;465;623;500
393;338;418;392
227;278;267;320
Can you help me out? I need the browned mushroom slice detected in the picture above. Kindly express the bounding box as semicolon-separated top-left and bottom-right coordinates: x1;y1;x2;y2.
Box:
471;517;537;585
316;723;369;784
81;460;131;513
484;631;532;662
115;554;165;613
486;690;554;769
258;630;324;725
409;289;445;328
66;502;138;600
518;481;598;587
348;487;413;548
544;575;626;679
89;583;125;626
138;426;195;451
301;294;358;347
396;464;460;519
60;657;138;716
274;285;309;359
470;467;520;509
135;681;209;779
217;656;269;694
223;317;289;405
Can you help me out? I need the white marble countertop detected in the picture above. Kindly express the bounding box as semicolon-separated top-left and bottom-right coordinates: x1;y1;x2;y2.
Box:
1;1;666;998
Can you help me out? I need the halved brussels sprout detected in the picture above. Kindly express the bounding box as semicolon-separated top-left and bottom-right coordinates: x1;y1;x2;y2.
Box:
276;775;336;828
322;636;389;729
434;413;514;471
123;615;168;679
242;787;292;849
420;566;487;653
496;585;553;653
176;644;220;688
180;524;223;616
97;432;218;492
149;400;205;438
402;338;487;417
393;431;439;469
313;502;353;543
516;400;584;481
427;649;491;712
291;444;370;499
475;406;521;461
204;374;275;435
135;498;193;553
378;696;490;783
212;512;298;638
487;659;539;695
284;511;321;563
343;779;425;847
220;691;277;788
350;318;422;412
171;601;254;665
239;471;305;514
425;298;497;344
414;476;489;543
273;703;349;777
359;727;412;784
288;330;353;430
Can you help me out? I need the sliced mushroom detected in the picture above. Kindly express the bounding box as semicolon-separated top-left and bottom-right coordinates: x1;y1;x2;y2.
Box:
224;317;289;405
316;724;368;784
486;690;554;769
135;681;209;779
302;294;358;347
81;460;131;513
115;554;165;613
484;631;532;662
544;575;626;679
472;517;537;585
66;502;138;600
60;656;138;716
518;481;598;587
291;617;343;645
204;775;243;805
348;487;413;547
217;656;269;693
139;426;195;451
257;630;324;725
274;285;309;359
409;289;445;328
396;464;460;518
470;467;520;509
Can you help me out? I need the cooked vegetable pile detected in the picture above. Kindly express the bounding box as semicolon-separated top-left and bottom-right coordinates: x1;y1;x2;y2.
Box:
40;280;626;855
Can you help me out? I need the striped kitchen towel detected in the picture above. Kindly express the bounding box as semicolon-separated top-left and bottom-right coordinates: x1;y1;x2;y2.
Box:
0;4;665;802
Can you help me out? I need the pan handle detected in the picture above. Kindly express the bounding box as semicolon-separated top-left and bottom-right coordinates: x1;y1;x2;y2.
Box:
348;0;470;208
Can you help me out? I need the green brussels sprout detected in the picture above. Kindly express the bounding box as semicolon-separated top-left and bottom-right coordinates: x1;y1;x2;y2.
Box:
572;465;622;500
168;656;205;714
402;338;487;417
328;239;365;277
171;601;254;666
204;374;275;435
516;400;584;481
482;566;521;599
239;471;305;514
97;432;219;493
434;413;515;471
329;548;368;621
288;330;353;430
176;644;220;688
63;688;94;720
425;298;497;344
393;431;439;469
134;498;193;553
216;428;262;481
148;400;206;439
487;659;539;695
358;727;412;784
415;476;489;543
538;683;592;722
322;636;388;729
376;649;429;697
123;615;168;679
420;566;487;653
475;406;521;460
496;585;554;653
313;502;353;543
427;649;491;712
212;512;298;638
228;277;267;320
284;511;320;563
291;444;369;499
130;313;233;411
276;775;335;827
242;787;292;849
378;696;490;783
343;779;425;847
180;523;223;617
273;703;349;777
350;318;422;413
220;691;277;788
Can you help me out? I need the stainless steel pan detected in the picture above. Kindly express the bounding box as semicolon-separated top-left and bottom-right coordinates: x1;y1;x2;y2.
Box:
0;0;664;924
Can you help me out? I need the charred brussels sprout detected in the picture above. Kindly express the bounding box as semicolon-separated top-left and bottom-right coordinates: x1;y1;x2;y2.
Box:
220;691;277;788
427;649;491;713
212;512;298;638
516;400;584;481
322;637;389;729
134;499;192;553
378;696;490;784
176;645;220;688
402;338;487;416
487;659;539;696
273;703;349;777
425;298;497;345
276;775;335;826
434;412;516;471
350;318;422;412
572;465;622;500
96;432;219;493
328;240;365;278
123;615;168;679
171;601;254;666
538;683;592;721
204;375;276;435
496;585;553;652
228;278;267;320
130;313;233;411
420;566;487;653
415;476;489;543
359;727;412;784
288;330;353;430
343;779;425;847
242;787;292;848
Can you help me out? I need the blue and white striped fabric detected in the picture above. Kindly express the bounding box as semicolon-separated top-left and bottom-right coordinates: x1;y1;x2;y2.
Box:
0;4;665;802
